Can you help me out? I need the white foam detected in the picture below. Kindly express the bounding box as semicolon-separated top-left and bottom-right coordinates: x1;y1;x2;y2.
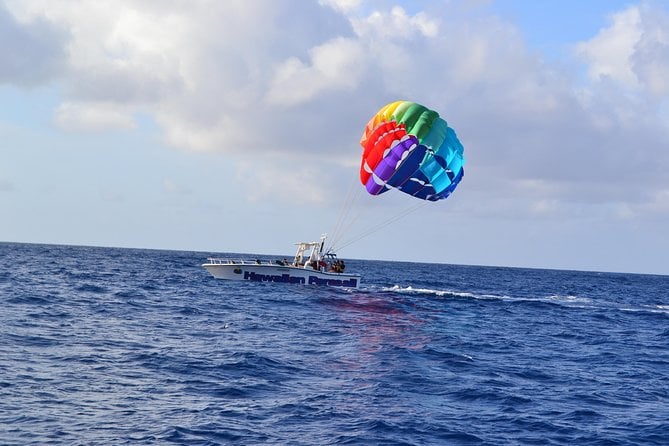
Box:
383;285;478;299
379;285;668;317
545;294;593;304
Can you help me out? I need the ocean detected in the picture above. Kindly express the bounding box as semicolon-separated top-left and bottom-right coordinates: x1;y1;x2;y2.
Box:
1;242;667;445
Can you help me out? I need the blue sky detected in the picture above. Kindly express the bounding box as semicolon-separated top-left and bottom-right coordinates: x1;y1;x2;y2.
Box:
1;0;669;275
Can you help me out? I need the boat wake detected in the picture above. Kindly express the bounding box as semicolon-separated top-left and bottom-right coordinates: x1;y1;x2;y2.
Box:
381;285;479;299
379;285;669;316
383;284;594;304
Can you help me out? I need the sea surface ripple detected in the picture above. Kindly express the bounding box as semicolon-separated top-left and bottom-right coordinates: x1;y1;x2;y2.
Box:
1;243;668;445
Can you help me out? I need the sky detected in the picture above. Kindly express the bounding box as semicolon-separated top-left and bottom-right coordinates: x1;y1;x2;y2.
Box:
1;0;669;275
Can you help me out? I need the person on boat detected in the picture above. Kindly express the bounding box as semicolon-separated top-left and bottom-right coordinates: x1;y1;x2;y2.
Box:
331;259;344;273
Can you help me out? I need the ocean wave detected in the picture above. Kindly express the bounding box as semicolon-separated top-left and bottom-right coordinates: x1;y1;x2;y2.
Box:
381;284;481;299
2;242;668;446
383;285;595;306
621;303;669;316
382;284;669;320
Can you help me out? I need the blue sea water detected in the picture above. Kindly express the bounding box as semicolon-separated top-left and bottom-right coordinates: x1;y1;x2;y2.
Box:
0;242;668;445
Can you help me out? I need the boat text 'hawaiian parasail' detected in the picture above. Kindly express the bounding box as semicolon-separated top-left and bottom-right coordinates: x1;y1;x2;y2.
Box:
360;101;465;201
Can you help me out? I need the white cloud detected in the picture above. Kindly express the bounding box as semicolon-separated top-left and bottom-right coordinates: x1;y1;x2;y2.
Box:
319;0;362;14
0;2;67;85
266;37;365;105
2;0;668;223
631;5;669;96
155;111;249;153
640;188;669;214
237;156;328;205
576;3;669;96
576;6;642;86
351;5;439;39
55;101;136;131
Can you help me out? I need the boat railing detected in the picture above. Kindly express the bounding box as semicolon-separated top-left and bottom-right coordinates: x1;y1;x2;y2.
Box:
205;258;292;266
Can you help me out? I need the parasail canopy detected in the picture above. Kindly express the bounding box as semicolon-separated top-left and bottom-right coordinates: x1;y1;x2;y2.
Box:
360;100;465;202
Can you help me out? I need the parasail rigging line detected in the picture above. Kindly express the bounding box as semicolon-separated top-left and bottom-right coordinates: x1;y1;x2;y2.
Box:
327;173;362;251
329;200;430;253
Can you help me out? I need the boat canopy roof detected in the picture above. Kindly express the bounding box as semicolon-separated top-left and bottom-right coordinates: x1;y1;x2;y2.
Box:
293;234;327;265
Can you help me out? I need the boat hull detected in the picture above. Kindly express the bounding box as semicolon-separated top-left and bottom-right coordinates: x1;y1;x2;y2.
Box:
202;262;361;288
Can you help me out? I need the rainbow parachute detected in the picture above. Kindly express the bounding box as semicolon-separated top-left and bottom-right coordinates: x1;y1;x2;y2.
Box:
360;101;465;201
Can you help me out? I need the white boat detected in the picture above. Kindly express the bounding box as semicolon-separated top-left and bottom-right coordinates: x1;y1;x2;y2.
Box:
202;235;361;288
